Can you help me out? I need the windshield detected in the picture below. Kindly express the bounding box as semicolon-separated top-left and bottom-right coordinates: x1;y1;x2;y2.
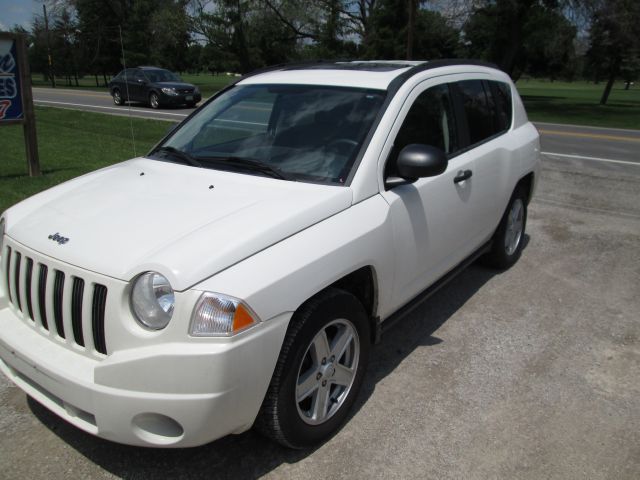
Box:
152;84;386;184
145;69;181;83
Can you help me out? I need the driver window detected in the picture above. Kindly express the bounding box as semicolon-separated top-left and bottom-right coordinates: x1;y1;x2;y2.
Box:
134;70;146;82
386;83;457;177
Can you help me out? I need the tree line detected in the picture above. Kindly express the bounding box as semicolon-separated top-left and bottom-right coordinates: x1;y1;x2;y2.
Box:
7;0;640;104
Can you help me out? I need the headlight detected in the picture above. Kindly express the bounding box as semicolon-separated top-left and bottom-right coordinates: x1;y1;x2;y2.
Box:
161;87;178;96
0;217;5;253
190;292;259;337
131;272;174;330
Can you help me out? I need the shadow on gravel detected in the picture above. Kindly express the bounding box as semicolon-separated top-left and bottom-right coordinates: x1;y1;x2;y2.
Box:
27;239;529;479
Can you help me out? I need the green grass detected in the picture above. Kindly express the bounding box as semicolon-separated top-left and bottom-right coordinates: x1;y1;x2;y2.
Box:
1;106;168;213
516;79;640;129
31;72;234;98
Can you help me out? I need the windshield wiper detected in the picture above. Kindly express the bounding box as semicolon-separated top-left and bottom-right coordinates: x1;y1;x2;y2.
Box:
198;156;296;181
152;146;202;168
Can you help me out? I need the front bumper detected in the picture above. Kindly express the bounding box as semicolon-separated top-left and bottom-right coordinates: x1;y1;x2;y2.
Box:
0;306;290;447
160;92;202;105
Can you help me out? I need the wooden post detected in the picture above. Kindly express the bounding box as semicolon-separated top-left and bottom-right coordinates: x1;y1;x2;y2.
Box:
16;35;41;176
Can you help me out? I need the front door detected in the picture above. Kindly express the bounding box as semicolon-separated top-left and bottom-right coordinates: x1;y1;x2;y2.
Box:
380;80;480;309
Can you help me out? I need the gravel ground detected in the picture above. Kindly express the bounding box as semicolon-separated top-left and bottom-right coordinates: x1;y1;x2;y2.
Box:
1;155;639;479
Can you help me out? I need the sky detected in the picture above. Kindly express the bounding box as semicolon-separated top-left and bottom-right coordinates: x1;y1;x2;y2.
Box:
0;0;42;32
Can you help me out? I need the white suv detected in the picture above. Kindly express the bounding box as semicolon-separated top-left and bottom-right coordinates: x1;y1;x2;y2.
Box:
0;60;539;449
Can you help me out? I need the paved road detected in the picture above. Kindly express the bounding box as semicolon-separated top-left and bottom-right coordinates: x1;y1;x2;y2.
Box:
33;87;640;167
536;121;640;166
33;87;195;121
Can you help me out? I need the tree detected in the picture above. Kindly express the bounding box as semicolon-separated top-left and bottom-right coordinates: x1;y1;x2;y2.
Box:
585;0;640;104
149;1;192;72
463;0;572;78
365;0;458;60
521;8;577;80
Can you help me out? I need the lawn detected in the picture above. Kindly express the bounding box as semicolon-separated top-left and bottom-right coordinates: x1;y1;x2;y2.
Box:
516;79;640;129
31;72;234;98
1;106;168;213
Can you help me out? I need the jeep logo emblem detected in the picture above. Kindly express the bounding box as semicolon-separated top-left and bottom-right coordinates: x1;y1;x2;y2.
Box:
48;233;69;245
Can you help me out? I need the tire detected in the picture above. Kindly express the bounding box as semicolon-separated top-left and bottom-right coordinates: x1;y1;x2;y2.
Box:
484;185;528;270
112;89;123;106
256;288;370;449
149;92;160;109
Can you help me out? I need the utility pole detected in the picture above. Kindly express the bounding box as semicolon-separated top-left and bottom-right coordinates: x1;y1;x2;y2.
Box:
406;0;416;60
43;3;56;88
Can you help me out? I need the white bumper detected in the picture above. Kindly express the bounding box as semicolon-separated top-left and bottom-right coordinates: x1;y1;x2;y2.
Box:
0;306;291;447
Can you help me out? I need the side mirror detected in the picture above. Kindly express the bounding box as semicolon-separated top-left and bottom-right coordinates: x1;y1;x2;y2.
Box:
385;144;448;189
397;144;447;179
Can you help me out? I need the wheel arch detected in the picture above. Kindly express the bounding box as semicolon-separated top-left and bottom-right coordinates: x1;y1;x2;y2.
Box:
318;265;379;343
516;171;535;205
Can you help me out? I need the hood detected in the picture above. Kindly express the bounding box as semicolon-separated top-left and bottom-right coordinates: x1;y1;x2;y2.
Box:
154;81;195;90
6;158;352;290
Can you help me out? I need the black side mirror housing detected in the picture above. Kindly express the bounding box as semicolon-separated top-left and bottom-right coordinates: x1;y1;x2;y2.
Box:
397;144;448;179
385;144;448;189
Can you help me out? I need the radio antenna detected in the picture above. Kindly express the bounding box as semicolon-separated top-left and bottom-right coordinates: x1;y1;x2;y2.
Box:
119;25;137;157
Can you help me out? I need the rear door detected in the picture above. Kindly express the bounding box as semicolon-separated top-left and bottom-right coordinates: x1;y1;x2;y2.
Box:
131;69;148;102
452;79;515;242
118;68;138;102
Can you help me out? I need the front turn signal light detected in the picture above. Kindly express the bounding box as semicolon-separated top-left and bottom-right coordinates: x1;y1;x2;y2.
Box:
189;292;259;337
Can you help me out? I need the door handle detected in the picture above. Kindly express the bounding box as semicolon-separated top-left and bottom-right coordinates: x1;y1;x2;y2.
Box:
454;169;473;184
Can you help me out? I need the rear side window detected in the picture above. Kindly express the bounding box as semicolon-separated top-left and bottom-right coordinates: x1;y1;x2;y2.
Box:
457;80;494;145
456;79;513;146
491;81;513;132
117;69;136;81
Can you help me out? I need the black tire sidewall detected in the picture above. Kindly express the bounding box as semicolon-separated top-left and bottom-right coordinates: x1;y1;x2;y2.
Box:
150;93;160;109
490;186;528;268
275;290;370;448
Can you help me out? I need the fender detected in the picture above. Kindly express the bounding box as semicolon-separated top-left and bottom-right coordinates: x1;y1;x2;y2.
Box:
193;194;396;323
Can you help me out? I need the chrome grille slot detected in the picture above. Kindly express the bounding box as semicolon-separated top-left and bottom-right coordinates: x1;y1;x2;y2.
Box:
24;258;34;322
13;252;22;311
53;270;66;338
3;243;109;356
92;284;108;355
37;264;49;330
71;277;85;347
5;246;11;303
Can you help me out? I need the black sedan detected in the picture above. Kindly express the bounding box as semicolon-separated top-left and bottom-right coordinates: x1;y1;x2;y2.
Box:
108;67;202;109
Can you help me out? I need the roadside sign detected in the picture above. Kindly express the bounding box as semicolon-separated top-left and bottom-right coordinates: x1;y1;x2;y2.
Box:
0;36;24;121
0;32;40;177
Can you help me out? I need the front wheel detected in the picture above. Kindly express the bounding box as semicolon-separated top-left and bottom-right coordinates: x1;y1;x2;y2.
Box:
484;186;528;269
256;288;370;448
149;92;160;109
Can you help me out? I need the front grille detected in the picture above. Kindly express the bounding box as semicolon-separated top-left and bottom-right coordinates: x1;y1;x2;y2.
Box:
178;88;194;94
3;246;108;355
